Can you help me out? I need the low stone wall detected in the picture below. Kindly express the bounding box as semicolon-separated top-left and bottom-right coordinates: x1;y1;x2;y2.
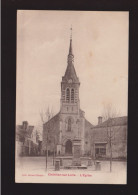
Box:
55;156;92;167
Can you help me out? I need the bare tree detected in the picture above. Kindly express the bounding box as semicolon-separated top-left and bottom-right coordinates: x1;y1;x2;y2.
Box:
40;106;54;124
39;106;54;170
102;103;120;172
39;106;54;143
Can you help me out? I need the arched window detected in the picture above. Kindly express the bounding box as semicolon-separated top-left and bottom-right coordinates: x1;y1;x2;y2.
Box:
68;118;71;131
71;89;74;102
66;88;70;102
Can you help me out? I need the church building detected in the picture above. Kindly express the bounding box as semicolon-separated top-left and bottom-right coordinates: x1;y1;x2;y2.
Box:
42;31;93;156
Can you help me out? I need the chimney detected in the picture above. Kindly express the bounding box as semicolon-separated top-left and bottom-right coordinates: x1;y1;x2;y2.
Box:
22;121;28;130
98;116;102;125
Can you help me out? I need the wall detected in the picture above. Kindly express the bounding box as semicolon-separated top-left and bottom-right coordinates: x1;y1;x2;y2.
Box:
84;119;93;156
42;114;60;154
91;125;127;159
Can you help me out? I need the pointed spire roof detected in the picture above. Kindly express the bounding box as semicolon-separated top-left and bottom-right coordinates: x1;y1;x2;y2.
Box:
69;38;73;55
62;27;79;83
69;26;73;55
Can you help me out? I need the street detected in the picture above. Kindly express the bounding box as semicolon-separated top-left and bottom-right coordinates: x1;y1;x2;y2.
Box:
16;156;126;171
15;156;127;184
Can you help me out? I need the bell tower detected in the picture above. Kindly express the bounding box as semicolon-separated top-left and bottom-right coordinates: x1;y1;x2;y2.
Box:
60;27;80;115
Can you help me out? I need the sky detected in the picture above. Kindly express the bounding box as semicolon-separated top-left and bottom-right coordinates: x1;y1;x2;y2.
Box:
16;10;129;127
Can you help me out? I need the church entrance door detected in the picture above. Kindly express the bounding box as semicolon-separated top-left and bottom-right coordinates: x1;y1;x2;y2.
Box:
65;140;72;155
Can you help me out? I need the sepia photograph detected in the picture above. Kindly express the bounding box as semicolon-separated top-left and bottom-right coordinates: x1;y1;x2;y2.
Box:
15;10;128;184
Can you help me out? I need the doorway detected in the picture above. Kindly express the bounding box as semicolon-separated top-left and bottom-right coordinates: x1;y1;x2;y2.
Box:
65;140;72;155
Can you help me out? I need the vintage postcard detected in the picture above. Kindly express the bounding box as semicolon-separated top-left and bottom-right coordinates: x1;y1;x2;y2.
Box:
15;10;128;184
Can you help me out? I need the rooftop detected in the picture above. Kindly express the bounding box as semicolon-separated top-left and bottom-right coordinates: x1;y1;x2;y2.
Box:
93;116;127;128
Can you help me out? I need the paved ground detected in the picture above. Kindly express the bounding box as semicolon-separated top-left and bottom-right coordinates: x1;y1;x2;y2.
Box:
16;156;126;172
15;156;127;184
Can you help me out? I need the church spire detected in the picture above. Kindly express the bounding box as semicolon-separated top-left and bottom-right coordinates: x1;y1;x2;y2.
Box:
68;26;74;65
62;27;79;83
69;26;73;55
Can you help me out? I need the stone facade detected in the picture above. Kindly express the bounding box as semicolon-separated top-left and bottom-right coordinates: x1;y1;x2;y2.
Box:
90;117;127;159
42;36;93;156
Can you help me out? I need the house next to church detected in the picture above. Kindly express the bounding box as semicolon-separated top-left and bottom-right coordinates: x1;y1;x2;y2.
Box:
16;121;39;156
91;116;127;160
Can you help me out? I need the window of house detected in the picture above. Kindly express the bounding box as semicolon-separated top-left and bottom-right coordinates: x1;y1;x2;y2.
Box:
100;148;106;155
95;143;106;157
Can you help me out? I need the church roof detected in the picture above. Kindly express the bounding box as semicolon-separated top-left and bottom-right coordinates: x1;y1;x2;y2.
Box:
43;113;60;127
79;109;94;127
85;118;94;128
64;63;79;83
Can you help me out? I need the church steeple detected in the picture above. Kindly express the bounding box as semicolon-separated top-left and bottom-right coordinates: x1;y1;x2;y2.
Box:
69;38;73;55
69;26;73;55
60;28;80;114
68;26;74;65
63;27;79;83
